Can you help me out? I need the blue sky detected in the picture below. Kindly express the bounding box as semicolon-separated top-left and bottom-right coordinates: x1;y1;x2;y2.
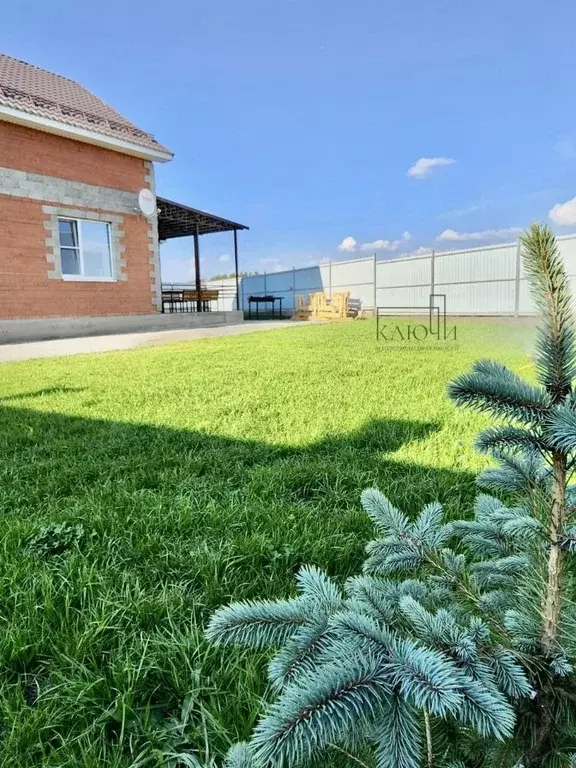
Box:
3;0;576;281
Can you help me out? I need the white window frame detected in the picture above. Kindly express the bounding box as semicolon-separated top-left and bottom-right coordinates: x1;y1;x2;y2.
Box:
58;217;116;282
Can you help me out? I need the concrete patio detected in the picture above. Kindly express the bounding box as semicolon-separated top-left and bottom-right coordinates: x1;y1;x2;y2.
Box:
0;321;304;363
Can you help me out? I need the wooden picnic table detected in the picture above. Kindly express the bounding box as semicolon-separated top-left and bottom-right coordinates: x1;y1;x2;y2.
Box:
161;289;219;313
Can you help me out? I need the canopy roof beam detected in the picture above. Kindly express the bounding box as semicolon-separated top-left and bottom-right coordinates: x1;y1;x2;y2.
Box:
157;196;248;240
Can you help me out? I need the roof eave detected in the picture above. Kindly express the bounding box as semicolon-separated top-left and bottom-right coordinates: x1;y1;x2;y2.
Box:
0;104;174;163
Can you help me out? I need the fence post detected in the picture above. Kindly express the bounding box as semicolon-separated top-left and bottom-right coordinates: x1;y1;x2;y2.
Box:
293;267;296;311
328;260;332;299
264;271;267;294
514;239;521;317
430;250;435;298
372;253;377;314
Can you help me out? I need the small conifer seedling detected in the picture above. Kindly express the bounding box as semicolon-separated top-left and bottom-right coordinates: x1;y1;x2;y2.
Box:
208;225;576;768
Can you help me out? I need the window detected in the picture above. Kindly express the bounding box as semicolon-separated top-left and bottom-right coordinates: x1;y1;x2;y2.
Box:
58;218;114;279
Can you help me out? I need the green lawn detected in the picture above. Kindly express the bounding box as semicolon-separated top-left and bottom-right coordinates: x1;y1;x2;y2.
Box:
0;319;534;766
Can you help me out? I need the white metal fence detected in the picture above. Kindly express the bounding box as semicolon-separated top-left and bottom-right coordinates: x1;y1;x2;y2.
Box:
206;234;576;316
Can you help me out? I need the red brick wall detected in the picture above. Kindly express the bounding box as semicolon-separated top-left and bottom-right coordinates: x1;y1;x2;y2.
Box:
0;196;154;319
0;121;148;190
0;121;156;319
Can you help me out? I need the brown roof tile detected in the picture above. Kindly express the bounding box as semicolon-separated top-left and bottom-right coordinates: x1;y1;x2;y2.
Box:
0;54;172;157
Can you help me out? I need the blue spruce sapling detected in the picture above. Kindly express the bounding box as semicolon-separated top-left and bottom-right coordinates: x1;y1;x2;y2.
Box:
207;224;576;767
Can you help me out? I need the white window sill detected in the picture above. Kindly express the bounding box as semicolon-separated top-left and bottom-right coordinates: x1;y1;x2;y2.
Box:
62;275;117;283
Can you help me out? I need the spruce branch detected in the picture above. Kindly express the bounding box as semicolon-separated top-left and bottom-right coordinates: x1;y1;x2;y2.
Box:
372;695;422;768
296;565;344;612
470;556;530;589
447;371;550;425
453;673;515;739
477;448;550;495
206;597;310;649
483;646;532;700
345;575;403;624
225;744;254;768
250;656;392;767
361;488;410;534
547;404;576;454
330;612;463;717
268;617;335;689
385;638;465;717
520;223;576;401
475;426;551;455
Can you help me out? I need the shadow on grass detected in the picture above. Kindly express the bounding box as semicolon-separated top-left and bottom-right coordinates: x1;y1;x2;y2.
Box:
0;386;86;402
0;402;481;614
0;404;475;587
0;403;478;765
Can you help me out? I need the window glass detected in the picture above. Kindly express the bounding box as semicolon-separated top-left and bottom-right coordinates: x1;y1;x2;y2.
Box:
58;219;78;248
81;221;112;277
83;244;112;277
57;219;113;278
81;221;110;249
60;248;80;275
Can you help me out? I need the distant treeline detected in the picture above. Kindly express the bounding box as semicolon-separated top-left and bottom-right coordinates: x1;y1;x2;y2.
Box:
208;270;261;281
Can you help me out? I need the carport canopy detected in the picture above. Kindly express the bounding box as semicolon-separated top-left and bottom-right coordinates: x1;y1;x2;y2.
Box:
157;197;248;240
156;196;248;311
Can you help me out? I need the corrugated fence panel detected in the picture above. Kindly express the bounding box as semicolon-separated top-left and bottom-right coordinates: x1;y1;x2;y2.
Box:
376;284;431;310
377;256;432;288
319;264;331;294
331;258;374;289
227;234;576;316
243;274;266;295
348;282;375;308
516;280;536;315
435;245;517;284
329;259;373;309
239;275;264;309
206;277;237;311
294;266;326;292
265;270;294;293
262;284;296;310
437;280;516;314
560;237;576;276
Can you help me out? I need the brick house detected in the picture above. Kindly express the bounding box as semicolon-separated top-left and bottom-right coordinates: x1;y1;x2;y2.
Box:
0;54;246;340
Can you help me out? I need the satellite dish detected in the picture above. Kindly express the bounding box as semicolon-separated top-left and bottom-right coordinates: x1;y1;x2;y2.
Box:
138;188;156;217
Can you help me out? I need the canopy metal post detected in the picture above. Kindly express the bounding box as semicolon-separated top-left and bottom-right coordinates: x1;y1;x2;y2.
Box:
193;223;202;312
233;228;240;311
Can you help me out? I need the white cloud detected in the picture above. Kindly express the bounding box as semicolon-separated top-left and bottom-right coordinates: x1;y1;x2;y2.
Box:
438;227;523;243
360;232;412;252
407;156;455;179
338;236;357;252
340;232;411;254
549;196;576;226
400;246;433;257
360;239;394;252
218;254;231;262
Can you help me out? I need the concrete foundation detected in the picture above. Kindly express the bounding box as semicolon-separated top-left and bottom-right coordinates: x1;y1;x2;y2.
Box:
0;311;244;344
